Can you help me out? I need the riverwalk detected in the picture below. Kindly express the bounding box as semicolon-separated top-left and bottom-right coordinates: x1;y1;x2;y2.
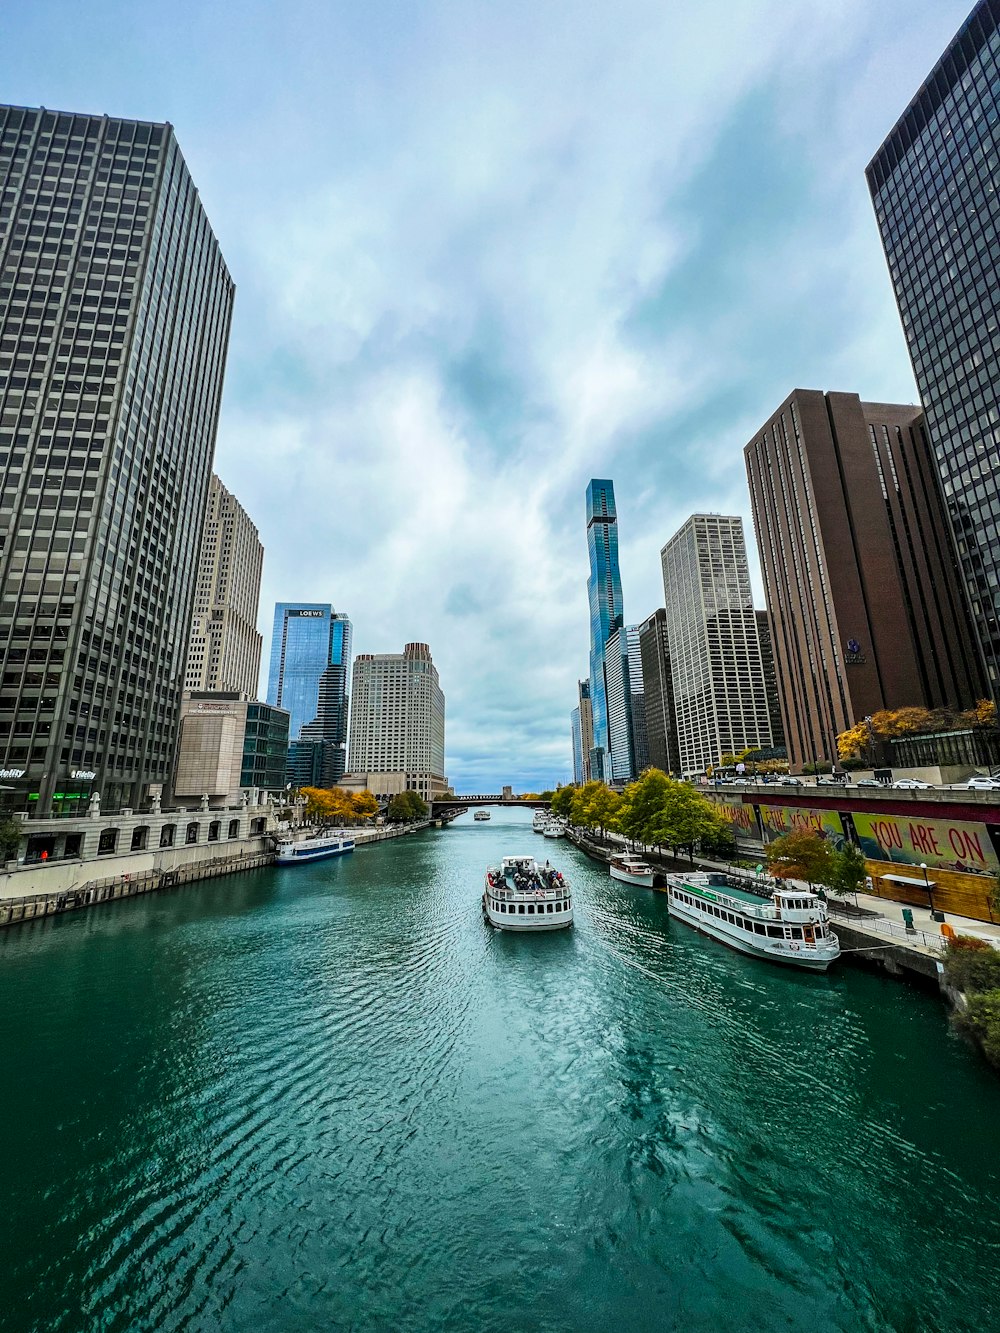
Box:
0;820;430;932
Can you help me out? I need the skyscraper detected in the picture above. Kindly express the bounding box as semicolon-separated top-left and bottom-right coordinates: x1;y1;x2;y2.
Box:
867;0;1000;691
184;475;263;698
625;624;649;774
0;106;234;815
347;643;446;804
604;625;634;783
637;609;680;775
266;604;351;740
755;611;786;754
745;390;983;770
661;515;772;776
585;479;625;782
571;679;593;785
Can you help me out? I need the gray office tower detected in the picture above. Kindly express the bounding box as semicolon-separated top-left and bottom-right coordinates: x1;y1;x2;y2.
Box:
867;1;1000;692
0;107;233;814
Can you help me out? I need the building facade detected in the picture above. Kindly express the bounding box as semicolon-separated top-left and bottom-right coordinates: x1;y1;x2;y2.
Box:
661;515;772;777
755;610;786;753
0;105;234;814
184;475;263;698
625;623;649;774
638;609;680;775
266;603;352;785
867;0;1000;693
174;692;289;807
585;479;626;782
603;625;634;783
577;679;593;784
745;390;984;770
346;642;447;803
571;705;584;786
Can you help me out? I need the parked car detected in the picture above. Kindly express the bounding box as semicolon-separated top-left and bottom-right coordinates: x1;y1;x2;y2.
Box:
782;777;804;787
892;778;933;789
963;776;1000;790
817;776;845;786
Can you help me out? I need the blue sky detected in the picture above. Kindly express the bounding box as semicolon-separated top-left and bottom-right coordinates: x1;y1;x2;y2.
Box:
0;0;973;791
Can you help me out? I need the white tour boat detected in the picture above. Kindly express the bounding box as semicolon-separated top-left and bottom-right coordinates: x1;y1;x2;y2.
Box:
665;872;840;972
483;855;573;931
542;821;565;839
474;809;491;821
532;811;549;833
609;852;656;888
274;830;355;865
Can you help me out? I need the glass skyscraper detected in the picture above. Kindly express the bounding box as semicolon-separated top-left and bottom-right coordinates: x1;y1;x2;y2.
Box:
867;0;1000;690
586;479;625;782
0;105;234;815
266;603;352;761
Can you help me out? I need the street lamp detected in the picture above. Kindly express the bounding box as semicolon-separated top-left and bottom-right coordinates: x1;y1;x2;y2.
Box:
920;862;936;916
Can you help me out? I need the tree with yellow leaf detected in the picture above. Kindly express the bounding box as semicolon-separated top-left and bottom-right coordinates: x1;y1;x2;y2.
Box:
350;790;379;822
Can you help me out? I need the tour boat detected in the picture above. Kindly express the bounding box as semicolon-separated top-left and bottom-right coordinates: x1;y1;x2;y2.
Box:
532;811;548;833
274;830;355;864
665;872;839;971
610;852;656;888
483;855;573;931
474;809;491;821
542;821;565;839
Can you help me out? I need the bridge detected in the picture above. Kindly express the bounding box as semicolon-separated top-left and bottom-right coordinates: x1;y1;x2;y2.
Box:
432;794;551;810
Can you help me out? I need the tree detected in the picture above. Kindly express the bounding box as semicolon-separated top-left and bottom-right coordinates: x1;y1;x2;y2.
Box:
617;769;671;845
643;780;726;860
825;843;868;902
387;791;429;822
765;829;834;888
350;790;379;822
570;780;621;836
837;721;871;760
963;698;998;730
0;816;22;862
550;786;576;819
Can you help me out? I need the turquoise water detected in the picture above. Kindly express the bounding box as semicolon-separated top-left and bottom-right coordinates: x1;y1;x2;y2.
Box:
1;807;998;1333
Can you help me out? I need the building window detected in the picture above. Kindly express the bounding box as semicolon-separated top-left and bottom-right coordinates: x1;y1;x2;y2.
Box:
97;828;118;854
160;824;175;848
228;818;240;839
208;820;220;842
130;826;148;851
185;822;199;844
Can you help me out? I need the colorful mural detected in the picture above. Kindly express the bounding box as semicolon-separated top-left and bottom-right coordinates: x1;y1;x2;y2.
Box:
714;800;759;838
852;811;999;876
757;804;847;850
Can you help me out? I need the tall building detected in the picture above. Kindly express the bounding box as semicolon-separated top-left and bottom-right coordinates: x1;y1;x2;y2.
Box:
755;611;786;753
585;479;625;782
745;390;984;770
661;515;772;776
346;642;446;804
867;1;1000;692
571;679;593;785
638;609;680;775
625;624;649;774
571;705;584;786
184;474;263;697
0;106;234;815
604;625;634;783
267;603;351;735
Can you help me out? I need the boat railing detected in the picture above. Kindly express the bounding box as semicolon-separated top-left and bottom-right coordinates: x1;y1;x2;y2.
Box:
670;880;816;923
487;883;569;900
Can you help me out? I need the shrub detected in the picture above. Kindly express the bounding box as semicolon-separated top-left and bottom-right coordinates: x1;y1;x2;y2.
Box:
943;937;1000;994
840;757;866;771
954;989;1000;1067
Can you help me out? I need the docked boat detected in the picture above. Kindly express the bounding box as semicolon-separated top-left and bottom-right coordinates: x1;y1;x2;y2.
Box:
532;811;549;833
664;872;839;971
474;809;491;821
274;830;355;864
483;855;573;931
542;821;565;839
610;852;656;888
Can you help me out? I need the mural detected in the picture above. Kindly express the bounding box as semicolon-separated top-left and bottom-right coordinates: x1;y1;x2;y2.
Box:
757;803;848;850
851;812;999;876
714;800;759;838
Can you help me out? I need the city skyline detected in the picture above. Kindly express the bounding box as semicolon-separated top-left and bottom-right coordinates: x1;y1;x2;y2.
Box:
0;1;982;789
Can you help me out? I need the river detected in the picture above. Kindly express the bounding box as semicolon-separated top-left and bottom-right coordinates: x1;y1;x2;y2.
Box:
1;806;997;1333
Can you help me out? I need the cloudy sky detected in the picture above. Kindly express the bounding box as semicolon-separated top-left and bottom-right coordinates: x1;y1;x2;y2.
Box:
1;0;973;790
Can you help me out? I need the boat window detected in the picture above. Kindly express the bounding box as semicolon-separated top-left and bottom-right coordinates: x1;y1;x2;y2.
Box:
766;925;784;938
527;905;535;914
791;927;803;939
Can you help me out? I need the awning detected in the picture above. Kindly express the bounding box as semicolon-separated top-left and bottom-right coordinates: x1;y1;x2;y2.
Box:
881;873;936;887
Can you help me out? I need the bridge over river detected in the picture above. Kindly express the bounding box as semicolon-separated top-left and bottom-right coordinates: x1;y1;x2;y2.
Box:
432;795;551;809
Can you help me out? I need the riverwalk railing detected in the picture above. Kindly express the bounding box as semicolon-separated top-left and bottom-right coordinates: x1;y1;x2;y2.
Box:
825;901;945;953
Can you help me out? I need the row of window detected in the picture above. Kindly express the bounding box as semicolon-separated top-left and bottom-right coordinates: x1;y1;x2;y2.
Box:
488;899;569;916
672;891;827;941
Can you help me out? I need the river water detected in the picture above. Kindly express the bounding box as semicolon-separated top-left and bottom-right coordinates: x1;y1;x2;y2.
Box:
1;807;998;1333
